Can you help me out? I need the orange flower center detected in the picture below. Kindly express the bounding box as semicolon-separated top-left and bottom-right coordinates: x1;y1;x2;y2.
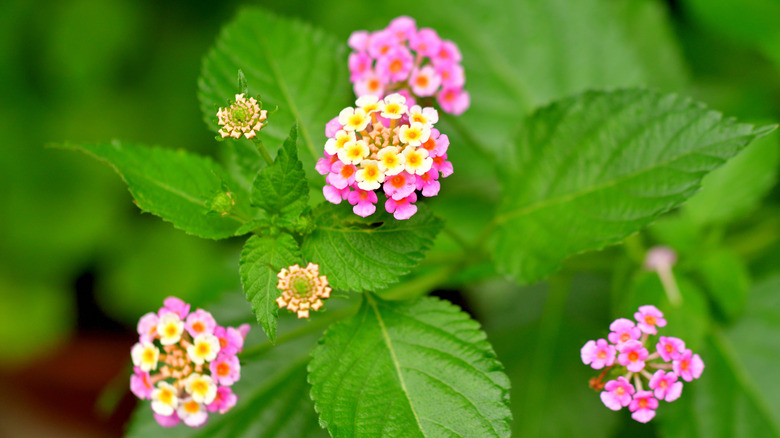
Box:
628;351;639;362
369;79;381;92
638;399;648;409
422;138;436;151
391;175;405;188
340;165;355;178
615;387;625;396
597;350;607;359
620;333;630;343
219;337;228;349
390;60;403;73
665;344;674;353
645;316;656;325
184;400;199;414
217;362;230;376
192;321;205;334
681;360;689;371
415;75;429;87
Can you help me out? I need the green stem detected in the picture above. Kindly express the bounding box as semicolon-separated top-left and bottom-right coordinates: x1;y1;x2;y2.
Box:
251;137;274;166
517;273;570;438
240;305;357;360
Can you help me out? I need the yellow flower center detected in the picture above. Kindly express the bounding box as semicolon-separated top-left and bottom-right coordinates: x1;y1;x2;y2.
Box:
197;342;210;356
143;349;155;363
159;388;173;404
193;380;208;394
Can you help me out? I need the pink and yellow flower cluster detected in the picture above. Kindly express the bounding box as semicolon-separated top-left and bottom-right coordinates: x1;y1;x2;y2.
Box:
317;94;453;220
348;16;469;115
580;305;704;423
130;297;250;428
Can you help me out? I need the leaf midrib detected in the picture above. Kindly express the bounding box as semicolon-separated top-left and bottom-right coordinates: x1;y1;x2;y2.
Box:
366;293;426;436
496;131;757;225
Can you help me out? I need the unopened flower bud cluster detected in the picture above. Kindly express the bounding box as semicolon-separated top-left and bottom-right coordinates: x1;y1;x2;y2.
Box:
276;263;331;319
581;305;704;423
130;297;250;428
317;94;453;220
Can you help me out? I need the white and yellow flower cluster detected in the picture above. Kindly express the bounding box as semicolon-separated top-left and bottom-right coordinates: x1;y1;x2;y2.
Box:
318;93;451;220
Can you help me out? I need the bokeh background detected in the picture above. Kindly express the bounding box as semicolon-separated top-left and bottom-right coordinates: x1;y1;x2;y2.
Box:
1;0;778;436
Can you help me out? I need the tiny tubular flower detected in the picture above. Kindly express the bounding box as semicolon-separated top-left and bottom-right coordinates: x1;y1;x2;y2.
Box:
151;382;179;416
437;87;470;115
137;312;159;342
617;340;648;372
132;341;160;372
131;297;249;429
327;161;357;190
376;46;414;82
355;159;385;191
157;313;185;346
354;70;386;98
130;367;155;400
276;263;331;319
600;377;635;411
356;95;382;114
402;146;433;175
649;370;683;402
348;189;378;217
325;130;357;156
408;105;439;127
186;309;217;338
185;373;218;404
337;140;370;165
656;336;685;362
673;349;705;382
398;122;431;147
207;386;237;414
177;399;209;428
607;318;641;346
629;391;658;423
381;93;408;119
581;339;616;370
385;193;418;220
217;93;268;139
383;171;417;201
187;333;220;365
338;107;371;132
210;354;241;386
634;305;667;335
376;146;406;176
409;66;442;97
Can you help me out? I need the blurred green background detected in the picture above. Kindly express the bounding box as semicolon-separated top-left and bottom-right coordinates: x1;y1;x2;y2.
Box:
0;0;778;436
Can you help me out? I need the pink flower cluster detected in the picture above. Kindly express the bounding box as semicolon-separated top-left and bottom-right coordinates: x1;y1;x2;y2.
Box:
317;94;453;220
348;16;469;115
581;305;704;423
130;297;250;428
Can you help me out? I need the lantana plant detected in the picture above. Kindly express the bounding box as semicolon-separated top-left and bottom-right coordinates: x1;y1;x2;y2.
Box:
60;5;777;437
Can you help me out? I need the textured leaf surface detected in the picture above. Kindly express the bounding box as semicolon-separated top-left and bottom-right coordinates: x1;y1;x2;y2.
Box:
59;141;250;239
309;295;511;438
252;124;308;219
240;233;302;342
126;294;328;438
302;203;443;292
491;88;774;284
199;7;349;171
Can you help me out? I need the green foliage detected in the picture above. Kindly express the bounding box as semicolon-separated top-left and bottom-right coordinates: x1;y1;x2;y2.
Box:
252;123;309;221
302;203;444;292
683;132;779;225
198;7;350;172
308;295;511;437
240;233;303;342
59;141;253;239
695;249;750;321
491;88;775;285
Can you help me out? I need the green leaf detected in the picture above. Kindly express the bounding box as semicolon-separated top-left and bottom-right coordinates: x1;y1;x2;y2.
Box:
302;203;444;292
252;123;308;219
58;141;251;239
683;131;779;225
696;249;750;321
199;7;350;172
490;88;775;285
126;294;329;438
309;295;512;437
240;233;302;342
